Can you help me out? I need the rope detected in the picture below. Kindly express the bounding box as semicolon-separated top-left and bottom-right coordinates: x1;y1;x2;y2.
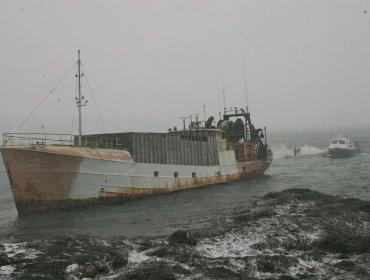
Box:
14;62;77;131
82;65;106;129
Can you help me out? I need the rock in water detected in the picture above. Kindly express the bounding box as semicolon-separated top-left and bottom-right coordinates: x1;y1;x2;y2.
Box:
120;262;176;280
0;252;9;266
110;247;129;269
168;230;197;246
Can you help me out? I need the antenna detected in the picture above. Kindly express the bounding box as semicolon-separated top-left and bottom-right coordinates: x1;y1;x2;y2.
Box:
193;113;200;129
178;116;191;131
222;89;226;115
242;57;249;112
202;103;206;123
75;50;88;146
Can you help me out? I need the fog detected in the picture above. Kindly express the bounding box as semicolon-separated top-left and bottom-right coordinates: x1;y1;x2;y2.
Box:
1;0;370;136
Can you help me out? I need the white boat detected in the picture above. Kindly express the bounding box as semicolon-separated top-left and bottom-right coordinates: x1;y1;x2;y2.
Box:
328;137;360;158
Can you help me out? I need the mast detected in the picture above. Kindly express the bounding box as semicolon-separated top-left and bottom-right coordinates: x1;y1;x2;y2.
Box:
242;58;249;113
242;58;250;140
202;103;206;123
76;49;87;146
222;89;226;115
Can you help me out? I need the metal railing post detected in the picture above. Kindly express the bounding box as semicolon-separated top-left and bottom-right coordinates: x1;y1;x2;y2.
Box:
2;133;76;147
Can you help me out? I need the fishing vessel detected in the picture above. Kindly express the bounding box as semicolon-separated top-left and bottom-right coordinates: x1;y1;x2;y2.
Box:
1;51;272;214
328;136;360;158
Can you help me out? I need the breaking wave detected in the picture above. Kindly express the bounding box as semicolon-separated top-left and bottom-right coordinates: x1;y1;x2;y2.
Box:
272;144;325;159
1;189;369;279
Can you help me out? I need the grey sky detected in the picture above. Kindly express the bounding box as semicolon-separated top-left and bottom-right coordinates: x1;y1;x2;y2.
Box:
1;0;370;135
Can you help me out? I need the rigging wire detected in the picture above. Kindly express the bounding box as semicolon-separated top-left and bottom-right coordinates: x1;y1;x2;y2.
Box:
82;65;106;129
14;62;77;131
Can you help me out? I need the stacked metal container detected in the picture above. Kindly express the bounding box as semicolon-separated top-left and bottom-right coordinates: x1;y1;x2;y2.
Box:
80;130;220;166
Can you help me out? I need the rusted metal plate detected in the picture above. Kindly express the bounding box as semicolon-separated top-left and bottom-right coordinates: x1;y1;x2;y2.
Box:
1;147;81;204
1;145;271;214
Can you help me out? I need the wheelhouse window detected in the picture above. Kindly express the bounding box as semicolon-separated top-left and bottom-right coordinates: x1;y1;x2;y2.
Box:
339;140;345;144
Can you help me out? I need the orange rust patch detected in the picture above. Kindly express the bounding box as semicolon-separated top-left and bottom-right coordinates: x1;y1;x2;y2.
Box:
1;145;271;214
175;175;228;190
99;174;233;199
99;187;168;198
237;161;270;179
1;147;81;210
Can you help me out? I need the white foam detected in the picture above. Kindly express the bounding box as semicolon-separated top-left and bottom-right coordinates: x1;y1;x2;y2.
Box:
2;242;40;259
289;258;326;276
66;263;79;273
0;265;15;276
274;201;315;216
196;232;262;258
197;201;322;261
128;250;151;264
304;230;322;241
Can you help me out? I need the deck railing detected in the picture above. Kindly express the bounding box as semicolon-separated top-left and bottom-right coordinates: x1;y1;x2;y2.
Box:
1;133;127;150
2;133;74;147
2;133;273;162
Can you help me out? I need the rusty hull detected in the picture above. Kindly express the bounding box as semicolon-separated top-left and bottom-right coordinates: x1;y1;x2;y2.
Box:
1;147;81;201
1;145;271;214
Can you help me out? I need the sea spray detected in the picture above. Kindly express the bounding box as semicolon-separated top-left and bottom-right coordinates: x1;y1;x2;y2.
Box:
271;143;325;159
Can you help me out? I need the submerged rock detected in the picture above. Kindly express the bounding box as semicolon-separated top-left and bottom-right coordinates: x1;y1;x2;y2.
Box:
169;230;197;246
315;231;370;254
110;247;129;269
334;260;356;272
146;246;174;258
204;265;244;280
256;255;298;274
0;252;10;266
118;262;176;280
